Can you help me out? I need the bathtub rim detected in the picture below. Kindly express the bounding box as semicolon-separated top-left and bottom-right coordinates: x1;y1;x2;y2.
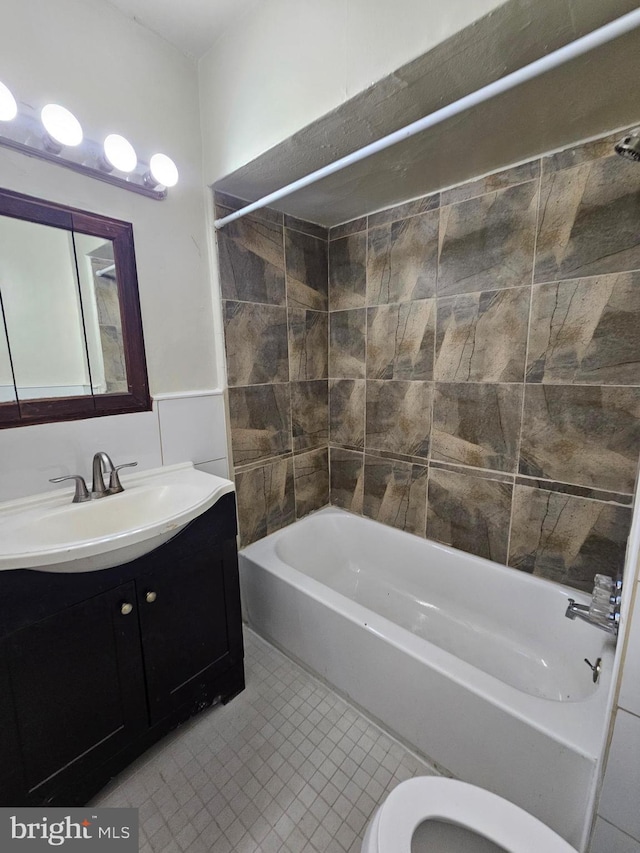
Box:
239;506;616;762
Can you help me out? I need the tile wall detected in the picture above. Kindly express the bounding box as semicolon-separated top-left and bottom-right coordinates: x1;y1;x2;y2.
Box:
215;128;640;591
215;194;330;546
327;128;640;592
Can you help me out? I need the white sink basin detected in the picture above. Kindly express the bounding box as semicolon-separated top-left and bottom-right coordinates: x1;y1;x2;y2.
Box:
0;463;234;573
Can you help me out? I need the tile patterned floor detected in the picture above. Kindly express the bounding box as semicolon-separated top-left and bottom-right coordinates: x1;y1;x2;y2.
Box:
94;627;435;852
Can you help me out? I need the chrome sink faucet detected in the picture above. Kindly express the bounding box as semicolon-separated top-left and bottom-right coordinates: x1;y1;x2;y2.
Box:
49;452;137;502
92;451;138;498
92;451;114;498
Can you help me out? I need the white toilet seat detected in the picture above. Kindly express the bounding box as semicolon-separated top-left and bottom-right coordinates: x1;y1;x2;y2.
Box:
373;777;577;853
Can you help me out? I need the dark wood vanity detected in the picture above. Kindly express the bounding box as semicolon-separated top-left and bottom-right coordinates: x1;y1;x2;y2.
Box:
0;492;244;806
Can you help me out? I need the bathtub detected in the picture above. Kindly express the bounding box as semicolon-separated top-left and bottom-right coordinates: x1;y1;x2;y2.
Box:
239;507;617;850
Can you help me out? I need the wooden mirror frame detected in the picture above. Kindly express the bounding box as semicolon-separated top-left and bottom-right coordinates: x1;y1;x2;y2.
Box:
0;188;150;428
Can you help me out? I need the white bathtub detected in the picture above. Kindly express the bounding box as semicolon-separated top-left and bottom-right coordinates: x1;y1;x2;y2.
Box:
239;507;617;850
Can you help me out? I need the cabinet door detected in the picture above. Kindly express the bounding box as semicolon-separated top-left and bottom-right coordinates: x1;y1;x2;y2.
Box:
137;553;235;725
7;582;147;800
0;641;25;804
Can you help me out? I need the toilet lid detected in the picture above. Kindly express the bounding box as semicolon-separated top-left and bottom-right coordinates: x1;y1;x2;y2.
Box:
377;778;577;853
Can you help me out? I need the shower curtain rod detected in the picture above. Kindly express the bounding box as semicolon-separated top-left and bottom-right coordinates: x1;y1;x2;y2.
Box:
213;7;640;230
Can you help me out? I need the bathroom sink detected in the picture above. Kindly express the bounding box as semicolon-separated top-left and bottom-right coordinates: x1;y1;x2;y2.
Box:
0;463;234;573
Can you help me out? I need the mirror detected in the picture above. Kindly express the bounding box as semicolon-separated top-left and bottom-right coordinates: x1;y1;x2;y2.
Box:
0;189;149;427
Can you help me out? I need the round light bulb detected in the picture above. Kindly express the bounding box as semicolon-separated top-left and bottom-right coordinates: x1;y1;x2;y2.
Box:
41;103;83;147
0;81;17;121
103;134;137;172
149;153;178;187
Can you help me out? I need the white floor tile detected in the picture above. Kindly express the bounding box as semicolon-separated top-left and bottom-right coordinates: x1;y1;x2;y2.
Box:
94;627;436;851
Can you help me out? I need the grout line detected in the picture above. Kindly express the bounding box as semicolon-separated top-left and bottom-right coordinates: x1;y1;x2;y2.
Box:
507;163;543;563
361;217;369;519
282;222;297;523
326;230;332;506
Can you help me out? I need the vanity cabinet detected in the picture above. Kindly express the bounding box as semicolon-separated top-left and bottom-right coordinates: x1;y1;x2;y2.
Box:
0;492;244;806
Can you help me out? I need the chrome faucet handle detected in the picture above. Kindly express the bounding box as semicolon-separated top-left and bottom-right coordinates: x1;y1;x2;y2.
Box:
49;475;91;503
108;462;138;494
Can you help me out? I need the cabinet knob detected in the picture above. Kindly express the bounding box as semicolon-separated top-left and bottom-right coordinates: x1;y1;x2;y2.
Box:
145;591;157;604
120;602;133;616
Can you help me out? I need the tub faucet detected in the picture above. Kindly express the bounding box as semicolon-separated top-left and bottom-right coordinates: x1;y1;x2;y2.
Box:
565;574;621;637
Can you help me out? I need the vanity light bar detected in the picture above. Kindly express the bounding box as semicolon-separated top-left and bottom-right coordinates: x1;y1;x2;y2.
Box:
0;85;178;200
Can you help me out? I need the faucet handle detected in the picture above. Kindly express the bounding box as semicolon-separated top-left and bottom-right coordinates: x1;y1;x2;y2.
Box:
49;475;90;503
108;462;138;494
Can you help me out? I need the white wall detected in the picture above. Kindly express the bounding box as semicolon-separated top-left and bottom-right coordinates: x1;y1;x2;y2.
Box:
0;0;217;396
0;0;228;498
198;0;508;184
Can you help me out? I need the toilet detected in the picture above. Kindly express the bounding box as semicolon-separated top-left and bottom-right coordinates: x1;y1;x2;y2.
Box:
361;777;578;852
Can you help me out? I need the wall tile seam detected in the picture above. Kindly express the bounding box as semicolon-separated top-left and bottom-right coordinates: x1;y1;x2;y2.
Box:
329;229;367;242
222;297;290;309
506;165;542;561
328;440;635;501
438;176;540;211
283;225;329;243
326;374;640;390
282;223;298;524
233;445;330;474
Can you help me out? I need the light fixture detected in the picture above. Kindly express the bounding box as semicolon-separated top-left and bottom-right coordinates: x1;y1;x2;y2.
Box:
0;81;17;122
147;153;179;188
103;133;137;173
0;87;176;199
41;104;83;153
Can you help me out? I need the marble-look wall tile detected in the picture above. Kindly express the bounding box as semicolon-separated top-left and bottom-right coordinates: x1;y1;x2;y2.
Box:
329;309;366;378
217;216;285;305
432;383;523;472
291;380;328;452
294;447;329;518
541;129;632;175
427;467;512;563
367;193;439;228
509;485;632;591
435;288;530;382
329;447;364;513
284;215;328;240
535;155;640;283
214;192;282;226
228;384;292;465
363;456;427;537
438;181;538;297
329;218;367;241
367;210;438;305
515;476;633;506
285;229;328;311
441;161;540;206
223;301;289;386
235;457;295;546
366;380;431;459
429;460;513;485
288;309;328;381
329;232;367;310
329;379;365;450
519;385;640;494
367;300;435;380
527;272;640;385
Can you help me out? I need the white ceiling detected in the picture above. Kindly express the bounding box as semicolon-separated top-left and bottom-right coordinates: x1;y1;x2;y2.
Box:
105;0;261;59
